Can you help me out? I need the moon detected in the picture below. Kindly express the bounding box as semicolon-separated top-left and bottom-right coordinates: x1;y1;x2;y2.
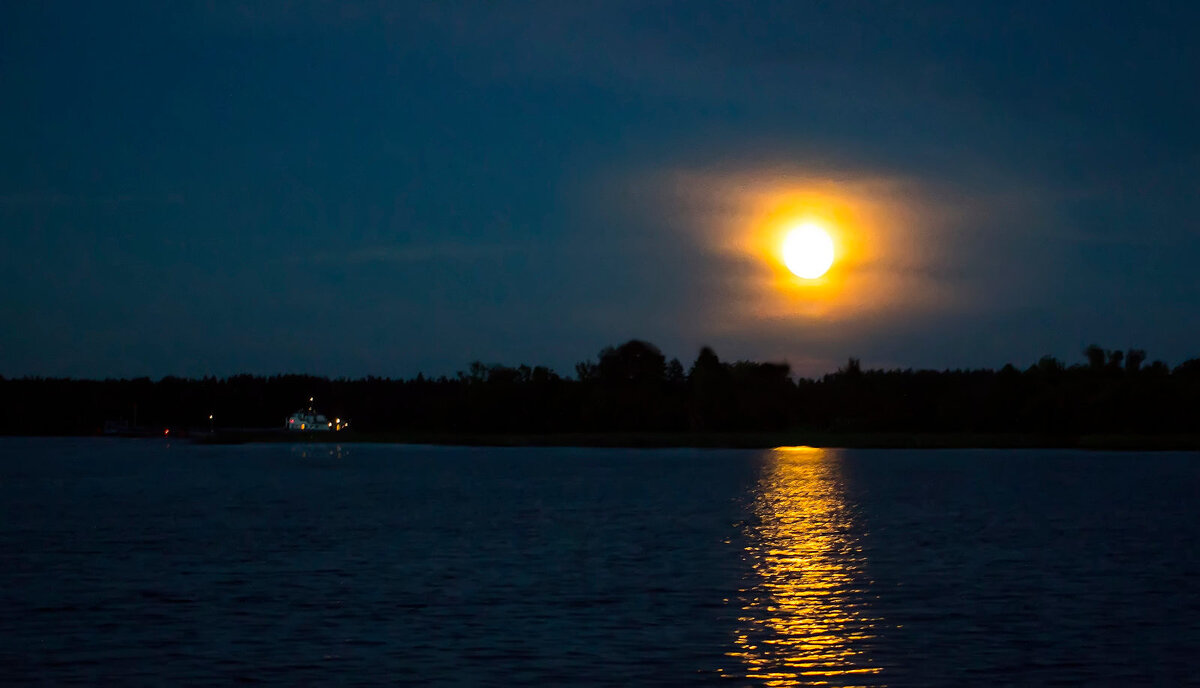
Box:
782;222;835;279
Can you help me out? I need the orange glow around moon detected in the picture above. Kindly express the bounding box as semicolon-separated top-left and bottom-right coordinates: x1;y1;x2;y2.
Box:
736;184;875;318
668;168;959;325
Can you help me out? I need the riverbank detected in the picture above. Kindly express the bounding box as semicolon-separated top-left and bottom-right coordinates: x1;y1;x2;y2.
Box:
191;430;1200;451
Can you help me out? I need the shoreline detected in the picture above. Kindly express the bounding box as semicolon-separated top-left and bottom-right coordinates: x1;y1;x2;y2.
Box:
5;431;1199;451
184;431;1200;451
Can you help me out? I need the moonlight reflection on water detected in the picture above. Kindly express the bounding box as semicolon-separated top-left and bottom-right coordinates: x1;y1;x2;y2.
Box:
729;447;883;686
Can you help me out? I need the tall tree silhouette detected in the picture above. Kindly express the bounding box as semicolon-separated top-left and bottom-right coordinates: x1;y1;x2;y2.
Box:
688;346;733;431
1125;349;1146;374
592;340;670;430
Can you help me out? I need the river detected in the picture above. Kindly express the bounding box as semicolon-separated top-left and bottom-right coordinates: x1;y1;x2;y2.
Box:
1;439;1197;685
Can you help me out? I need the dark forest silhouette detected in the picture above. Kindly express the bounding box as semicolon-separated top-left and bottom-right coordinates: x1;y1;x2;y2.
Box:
3;341;1200;438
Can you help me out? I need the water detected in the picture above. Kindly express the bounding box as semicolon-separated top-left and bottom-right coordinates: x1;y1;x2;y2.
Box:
1;439;1198;685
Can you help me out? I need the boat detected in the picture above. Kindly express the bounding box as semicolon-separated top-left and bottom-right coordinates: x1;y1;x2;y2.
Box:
285;397;348;432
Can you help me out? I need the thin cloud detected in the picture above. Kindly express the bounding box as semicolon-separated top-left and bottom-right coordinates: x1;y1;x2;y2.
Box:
286;241;529;266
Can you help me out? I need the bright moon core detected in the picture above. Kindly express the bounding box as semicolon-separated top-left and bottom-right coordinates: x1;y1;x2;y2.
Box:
782;223;835;279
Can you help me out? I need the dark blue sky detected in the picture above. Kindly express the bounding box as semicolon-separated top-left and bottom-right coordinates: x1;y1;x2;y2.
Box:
3;1;1198;378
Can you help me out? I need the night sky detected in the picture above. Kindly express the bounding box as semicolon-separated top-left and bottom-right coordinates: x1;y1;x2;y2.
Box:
3;2;1198;379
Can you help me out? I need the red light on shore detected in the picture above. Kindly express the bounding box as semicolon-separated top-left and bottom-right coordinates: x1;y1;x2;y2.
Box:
164;429;170;436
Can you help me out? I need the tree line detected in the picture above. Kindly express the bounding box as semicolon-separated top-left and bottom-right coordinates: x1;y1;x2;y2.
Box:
2;340;1199;436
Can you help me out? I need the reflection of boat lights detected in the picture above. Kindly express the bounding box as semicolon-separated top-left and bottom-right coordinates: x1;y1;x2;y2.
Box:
728;446;882;685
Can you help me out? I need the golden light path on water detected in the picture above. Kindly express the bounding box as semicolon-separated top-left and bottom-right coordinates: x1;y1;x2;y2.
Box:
729;447;883;686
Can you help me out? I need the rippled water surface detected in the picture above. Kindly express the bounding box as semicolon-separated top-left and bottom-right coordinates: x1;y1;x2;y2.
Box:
1;439;1198;685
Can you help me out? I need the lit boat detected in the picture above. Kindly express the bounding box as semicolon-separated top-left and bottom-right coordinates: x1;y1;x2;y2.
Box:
285;398;348;432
